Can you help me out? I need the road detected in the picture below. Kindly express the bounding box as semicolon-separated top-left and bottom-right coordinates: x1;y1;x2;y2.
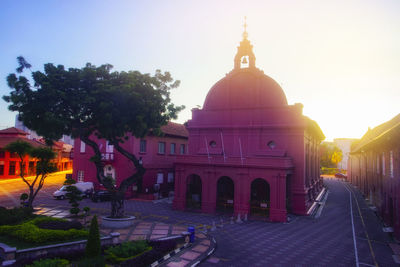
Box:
0;170;70;207
0;176;396;266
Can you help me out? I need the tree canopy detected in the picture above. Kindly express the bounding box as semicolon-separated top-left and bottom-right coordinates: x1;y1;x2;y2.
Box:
320;142;343;168
4;58;184;217
5;140;56;209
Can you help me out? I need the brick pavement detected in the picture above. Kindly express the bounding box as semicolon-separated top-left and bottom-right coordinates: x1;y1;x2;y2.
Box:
4;177;398;266
204;179;396;266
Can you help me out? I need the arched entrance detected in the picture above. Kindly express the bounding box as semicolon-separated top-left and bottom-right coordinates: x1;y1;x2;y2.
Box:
250;178;270;217
186;174;202;210
216;176;234;213
103;164;116;184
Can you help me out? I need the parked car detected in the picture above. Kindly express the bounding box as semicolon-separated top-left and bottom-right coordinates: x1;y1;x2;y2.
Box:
53;182;94;200
91;190;112;202
335;173;347;179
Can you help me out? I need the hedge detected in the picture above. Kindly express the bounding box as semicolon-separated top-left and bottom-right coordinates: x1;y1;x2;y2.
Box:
0;216;88;244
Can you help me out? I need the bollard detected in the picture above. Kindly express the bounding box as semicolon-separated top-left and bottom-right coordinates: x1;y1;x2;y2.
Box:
230;216;234;224
211;220;217;231
236;213;243;224
220;218;224;228
187;226;195;243
203;224;208;234
244;213;248;222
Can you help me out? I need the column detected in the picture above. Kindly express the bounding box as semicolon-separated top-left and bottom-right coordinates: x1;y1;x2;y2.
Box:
173;167;186;210
202;170;216;214
269;173;287;222
234;172;250;216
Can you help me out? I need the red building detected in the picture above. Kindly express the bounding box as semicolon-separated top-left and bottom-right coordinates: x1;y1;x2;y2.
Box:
173;32;325;222
72;122;188;198
0;127;72;179
348;114;400;239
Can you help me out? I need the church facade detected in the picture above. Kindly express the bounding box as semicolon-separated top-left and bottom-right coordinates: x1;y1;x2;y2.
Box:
173;31;325;222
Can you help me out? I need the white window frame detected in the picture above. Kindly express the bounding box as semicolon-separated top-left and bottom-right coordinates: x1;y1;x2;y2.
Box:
77;170;84;182
382;152;386;176
140;140;147;153
157;173;164;184
80;141;86;153
158;142;166;154
390;150;394;178
106;141;114;153
180;144;185;155
168;172;174;183
170;143;176;154
377;154;380;174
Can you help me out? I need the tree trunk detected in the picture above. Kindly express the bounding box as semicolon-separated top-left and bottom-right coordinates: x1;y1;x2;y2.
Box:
110;191;125;218
81;136;145;218
28;186;34;209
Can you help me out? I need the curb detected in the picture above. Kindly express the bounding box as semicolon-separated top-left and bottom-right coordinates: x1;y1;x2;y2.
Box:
157;232;217;267
150;242;191;267
189;235;217;267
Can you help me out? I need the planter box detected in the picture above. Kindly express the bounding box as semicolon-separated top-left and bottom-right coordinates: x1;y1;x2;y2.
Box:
101;216;135;229
260;203;268;208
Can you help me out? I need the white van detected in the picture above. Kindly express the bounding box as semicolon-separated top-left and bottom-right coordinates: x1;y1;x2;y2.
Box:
53;182;94;200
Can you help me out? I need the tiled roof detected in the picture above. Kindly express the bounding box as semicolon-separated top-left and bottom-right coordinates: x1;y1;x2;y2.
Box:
0;137;46;149
0;127;28;135
161;122;188;138
351;113;400;152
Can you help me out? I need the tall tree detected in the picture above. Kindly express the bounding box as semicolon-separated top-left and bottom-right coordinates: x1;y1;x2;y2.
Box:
320;142;343;168
5;140;57;209
4;57;184;218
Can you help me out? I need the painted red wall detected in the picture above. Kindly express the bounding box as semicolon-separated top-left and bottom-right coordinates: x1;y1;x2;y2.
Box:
72;133;188;198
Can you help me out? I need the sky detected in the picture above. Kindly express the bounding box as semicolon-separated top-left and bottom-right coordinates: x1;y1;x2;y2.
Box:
0;0;399;141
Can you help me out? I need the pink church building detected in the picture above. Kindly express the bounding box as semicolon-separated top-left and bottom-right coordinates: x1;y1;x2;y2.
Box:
173;31;325;222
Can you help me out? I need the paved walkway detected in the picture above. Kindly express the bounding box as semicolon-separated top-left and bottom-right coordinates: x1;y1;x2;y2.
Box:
33;205;216;266
19;178;400;266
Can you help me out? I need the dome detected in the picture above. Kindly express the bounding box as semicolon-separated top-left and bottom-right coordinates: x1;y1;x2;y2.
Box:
202;29;288;111
203;68;288;110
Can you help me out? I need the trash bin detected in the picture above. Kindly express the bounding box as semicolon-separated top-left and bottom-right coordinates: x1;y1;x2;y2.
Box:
187;226;195;243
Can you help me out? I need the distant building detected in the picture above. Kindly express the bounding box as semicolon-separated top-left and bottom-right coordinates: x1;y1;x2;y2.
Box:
72;122;188;199
15;115;40;140
15;115;74;146
333;138;358;171
348;114;400;240
173;30;325;222
0;127;72;179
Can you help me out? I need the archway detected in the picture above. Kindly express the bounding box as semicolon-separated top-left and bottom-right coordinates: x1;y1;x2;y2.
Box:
216;176;234;213
250;178;270;217
103;164;116;184
186;174;202;210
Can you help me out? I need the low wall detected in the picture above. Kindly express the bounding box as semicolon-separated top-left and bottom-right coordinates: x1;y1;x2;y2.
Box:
0;233;120;266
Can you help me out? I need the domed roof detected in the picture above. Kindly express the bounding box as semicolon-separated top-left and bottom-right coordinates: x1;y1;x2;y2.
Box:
203;66;287;111
203;28;288;111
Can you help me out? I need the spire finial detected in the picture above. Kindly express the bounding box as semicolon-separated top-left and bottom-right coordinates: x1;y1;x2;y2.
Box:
242;16;248;40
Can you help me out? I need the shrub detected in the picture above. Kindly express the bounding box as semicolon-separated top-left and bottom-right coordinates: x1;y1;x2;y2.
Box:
120;249;162;267
120;239;177;267
0;216;88;244
105;240;151;264
15;247;86;266
85;215;101;258
0;206;34;225
76;255;105;267
37;220;83;230
26;258;69;267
